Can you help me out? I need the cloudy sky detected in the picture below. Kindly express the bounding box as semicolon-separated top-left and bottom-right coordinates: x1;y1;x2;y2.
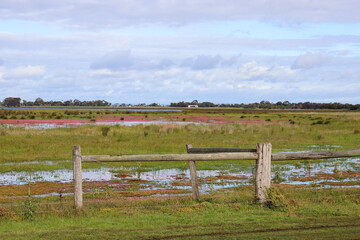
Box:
1;0;360;104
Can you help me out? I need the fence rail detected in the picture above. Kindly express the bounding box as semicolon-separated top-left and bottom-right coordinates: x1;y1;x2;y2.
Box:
187;147;257;154
73;144;360;211
81;150;360;163
271;149;360;161
82;152;258;162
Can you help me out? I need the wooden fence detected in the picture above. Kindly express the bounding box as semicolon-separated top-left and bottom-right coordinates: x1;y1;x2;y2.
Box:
72;144;360;211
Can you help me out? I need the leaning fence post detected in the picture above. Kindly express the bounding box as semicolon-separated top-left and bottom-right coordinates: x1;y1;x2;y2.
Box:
187;144;200;201
255;143;272;204
73;145;83;211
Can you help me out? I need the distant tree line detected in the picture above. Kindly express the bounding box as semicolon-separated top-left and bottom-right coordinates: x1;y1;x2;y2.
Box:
170;100;360;110
1;97;360;110
1;97;111;107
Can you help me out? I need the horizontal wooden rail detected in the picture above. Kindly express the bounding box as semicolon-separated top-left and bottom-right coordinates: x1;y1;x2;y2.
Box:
82;149;360;163
271;149;360;161
187;148;257;154
82;152;258;162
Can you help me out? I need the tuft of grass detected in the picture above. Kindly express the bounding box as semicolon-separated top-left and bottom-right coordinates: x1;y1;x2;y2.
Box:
100;126;111;137
265;186;289;211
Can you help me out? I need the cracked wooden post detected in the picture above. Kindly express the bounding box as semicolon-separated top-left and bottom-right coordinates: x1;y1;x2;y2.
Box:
73;145;83;211
187;144;200;201
255;143;272;204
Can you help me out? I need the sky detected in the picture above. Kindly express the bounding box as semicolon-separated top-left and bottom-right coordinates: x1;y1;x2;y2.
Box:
0;0;360;105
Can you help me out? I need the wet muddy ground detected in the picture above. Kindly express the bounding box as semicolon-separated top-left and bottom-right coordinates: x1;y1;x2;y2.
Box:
0;154;359;201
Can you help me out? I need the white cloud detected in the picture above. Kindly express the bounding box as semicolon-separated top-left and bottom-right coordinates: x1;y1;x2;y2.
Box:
105;89;113;96
237;61;295;81
292;52;333;69
154;68;182;78
1;65;46;79
182;55;222;70
1;0;360;29
90;50;133;71
238;61;269;79
0;71;5;83
89;69;119;77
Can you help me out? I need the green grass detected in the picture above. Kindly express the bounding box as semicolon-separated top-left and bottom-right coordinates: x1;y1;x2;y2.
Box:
0;187;359;239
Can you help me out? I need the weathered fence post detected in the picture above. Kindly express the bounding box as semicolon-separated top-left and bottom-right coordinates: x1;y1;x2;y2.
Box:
73;145;83;211
186;144;200;201
255;143;272;204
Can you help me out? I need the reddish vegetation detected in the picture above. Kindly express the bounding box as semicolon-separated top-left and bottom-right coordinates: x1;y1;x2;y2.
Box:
123;179;149;183
213;175;248;180
0;114;290;126
273;184;309;189
171;174;189;181
0;182;73;197
181;115;288;125
0;119;92;125
0;180;133;198
319;181;360;186
114;173;133;178
170;175;249;186
171;181;191;186
200;175;249;183
0;179;190;203
291;171;360;182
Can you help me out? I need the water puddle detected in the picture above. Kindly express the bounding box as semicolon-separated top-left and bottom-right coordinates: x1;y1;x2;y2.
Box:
1;157;359;197
1;120;202;129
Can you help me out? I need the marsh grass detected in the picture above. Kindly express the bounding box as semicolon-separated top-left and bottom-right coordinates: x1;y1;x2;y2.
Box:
1;111;360;170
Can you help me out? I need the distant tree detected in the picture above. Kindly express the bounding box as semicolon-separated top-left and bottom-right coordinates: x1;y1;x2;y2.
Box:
73;99;81;106
3;97;21;107
34;97;45;106
148;103;160;107
63;100;73;106
170;101;188;107
198;102;216;107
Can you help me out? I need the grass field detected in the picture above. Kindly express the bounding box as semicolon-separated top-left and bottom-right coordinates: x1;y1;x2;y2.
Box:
1;109;360;164
0;187;359;239
0;108;359;239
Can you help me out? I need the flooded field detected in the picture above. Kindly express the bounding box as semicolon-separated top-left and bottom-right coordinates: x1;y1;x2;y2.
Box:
0;154;359;199
1;110;359;200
